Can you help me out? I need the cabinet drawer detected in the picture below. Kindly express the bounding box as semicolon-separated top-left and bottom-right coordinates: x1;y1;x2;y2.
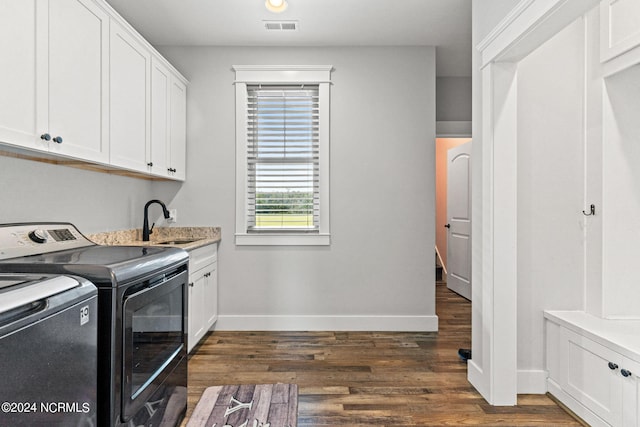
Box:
188;244;217;273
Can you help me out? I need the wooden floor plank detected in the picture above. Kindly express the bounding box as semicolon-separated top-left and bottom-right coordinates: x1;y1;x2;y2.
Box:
181;284;582;426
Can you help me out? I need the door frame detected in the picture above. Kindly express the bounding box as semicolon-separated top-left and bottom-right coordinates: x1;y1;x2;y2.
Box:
471;0;599;405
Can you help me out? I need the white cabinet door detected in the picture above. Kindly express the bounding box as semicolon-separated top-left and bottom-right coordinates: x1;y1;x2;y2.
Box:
204;262;218;328
601;0;640;61
48;0;109;163
561;328;623;426
150;62;186;180
188;269;206;353
109;20;150;172
0;0;48;151
150;59;170;176
187;244;218;353
169;76;187;180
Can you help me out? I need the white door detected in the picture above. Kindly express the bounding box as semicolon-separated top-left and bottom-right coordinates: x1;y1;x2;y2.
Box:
446;141;472;300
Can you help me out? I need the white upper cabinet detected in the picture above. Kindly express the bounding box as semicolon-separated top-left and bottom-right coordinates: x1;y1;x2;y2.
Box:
0;0;46;151
150;58;171;176
169;77;187;181
109;20;151;172
150;59;187;181
601;0;640;62
47;0;109;163
0;0;109;162
0;0;187;180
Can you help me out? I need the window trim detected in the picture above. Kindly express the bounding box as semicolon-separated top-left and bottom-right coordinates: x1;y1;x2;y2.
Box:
233;65;332;246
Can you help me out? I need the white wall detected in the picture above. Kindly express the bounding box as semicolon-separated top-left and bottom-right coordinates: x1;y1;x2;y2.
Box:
0;155;164;233
602;64;640;318
158;46;437;330
516;17;585;387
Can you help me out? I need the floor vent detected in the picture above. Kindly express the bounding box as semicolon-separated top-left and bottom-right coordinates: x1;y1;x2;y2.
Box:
263;20;298;31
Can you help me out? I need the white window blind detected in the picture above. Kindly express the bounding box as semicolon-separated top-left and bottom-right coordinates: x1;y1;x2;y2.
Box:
246;84;320;232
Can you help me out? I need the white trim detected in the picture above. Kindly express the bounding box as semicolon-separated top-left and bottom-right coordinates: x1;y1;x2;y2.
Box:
478;0;600;68
234;80;333;85
602;43;640;77
216;314;439;331
477;0;537;53
475;0;600;406
234;66;332;246
235;233;330;246
232;65;333;83
517;370;548;394
490;62;519;406
232;65;334;72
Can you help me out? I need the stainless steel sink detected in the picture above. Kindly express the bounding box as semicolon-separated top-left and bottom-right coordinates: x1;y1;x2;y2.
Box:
156;239;199;245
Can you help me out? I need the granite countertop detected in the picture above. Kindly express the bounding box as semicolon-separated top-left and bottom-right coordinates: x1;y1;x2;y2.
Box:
87;226;221;251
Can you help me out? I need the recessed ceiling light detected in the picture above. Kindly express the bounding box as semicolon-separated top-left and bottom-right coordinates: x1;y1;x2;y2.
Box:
265;0;288;13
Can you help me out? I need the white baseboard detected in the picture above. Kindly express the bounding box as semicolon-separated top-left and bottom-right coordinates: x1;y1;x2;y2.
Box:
215;314;439;331
517;369;547;394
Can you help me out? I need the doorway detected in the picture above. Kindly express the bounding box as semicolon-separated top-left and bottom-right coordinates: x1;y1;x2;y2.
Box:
435;137;471;296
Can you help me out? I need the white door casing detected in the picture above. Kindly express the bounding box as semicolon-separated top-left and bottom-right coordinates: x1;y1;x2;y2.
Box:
446;141;472;300
472;0;599;406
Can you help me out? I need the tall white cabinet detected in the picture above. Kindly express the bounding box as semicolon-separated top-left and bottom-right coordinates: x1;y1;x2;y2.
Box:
0;0;187;180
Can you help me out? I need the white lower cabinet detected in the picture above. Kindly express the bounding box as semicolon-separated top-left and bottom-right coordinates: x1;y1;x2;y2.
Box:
187;244;218;353
546;313;640;427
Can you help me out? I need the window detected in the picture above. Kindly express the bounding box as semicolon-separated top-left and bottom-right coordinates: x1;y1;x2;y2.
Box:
234;66;332;245
247;85;319;231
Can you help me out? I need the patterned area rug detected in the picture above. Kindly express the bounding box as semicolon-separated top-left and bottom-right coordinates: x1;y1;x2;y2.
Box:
186;383;298;427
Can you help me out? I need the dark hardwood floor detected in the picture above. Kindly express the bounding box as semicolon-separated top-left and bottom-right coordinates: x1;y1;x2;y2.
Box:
182;283;582;426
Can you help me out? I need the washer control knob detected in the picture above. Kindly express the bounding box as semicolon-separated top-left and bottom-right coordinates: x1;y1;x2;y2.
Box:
28;230;48;244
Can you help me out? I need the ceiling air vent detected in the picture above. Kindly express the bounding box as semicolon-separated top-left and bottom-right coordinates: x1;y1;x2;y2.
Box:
263;20;298;31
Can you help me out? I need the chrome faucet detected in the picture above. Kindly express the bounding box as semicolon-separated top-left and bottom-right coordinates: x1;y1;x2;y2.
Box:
143;199;171;241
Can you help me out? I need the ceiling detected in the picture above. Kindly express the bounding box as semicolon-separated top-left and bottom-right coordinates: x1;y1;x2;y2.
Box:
105;0;472;77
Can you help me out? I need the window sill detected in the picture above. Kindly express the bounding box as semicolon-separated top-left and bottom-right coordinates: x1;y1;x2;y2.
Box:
235;233;331;246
